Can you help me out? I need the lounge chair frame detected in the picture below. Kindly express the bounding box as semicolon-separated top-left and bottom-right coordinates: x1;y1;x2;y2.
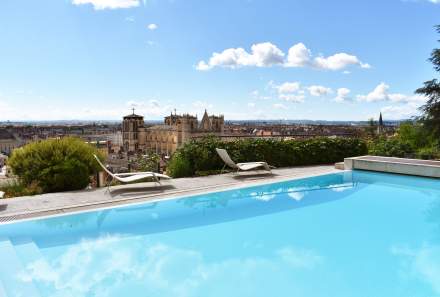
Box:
93;155;170;192
215;148;275;174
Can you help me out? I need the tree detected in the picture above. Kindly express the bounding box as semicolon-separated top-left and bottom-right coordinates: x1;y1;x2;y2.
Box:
416;25;440;137
366;118;377;138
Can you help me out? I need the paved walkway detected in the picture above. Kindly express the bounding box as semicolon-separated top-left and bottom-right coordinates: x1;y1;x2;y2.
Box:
0;165;338;223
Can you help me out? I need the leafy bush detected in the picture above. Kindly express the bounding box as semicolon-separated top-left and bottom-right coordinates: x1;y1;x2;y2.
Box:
130;153;160;172
397;122;436;150
8;137;103;193
0;180;42;198
166;152;193;178
416;147;440;160
167;136;367;177
368;138;414;158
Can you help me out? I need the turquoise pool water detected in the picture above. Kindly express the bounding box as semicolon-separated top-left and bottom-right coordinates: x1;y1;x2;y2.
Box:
1;170;440;297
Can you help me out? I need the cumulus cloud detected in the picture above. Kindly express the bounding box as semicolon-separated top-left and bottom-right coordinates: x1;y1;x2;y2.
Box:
307;85;332;97
270;81;305;103
380;104;418;120
269;81;333;103
72;0;140;10
357;82;426;103
314;53;370;71
285;43;311;67
196;42;285;70
276;82;301;94
147;23;158;30
334;88;351;102
197;42;369;71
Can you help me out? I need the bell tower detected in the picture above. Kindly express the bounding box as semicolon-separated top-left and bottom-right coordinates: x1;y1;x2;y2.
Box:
122;108;144;153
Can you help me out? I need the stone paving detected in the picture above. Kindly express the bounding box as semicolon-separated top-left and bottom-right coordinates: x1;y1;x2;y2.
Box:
0;165;338;223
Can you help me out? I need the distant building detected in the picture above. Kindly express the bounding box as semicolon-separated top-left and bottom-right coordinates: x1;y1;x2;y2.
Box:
0;129;24;155
377;112;384;135
0;153;7;168
122;109;224;155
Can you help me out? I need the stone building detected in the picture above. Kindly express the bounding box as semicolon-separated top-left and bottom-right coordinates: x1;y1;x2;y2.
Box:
0;129;24;155
122;111;145;153
122;109;224;155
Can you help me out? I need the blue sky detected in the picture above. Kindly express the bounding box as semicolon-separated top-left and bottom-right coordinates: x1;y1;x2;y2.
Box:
0;0;439;121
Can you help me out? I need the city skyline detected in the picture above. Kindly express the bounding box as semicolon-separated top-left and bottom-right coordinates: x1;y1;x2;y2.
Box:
0;0;439;121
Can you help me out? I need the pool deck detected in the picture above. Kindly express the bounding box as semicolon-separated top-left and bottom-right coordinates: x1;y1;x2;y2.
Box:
345;155;440;178
0;165;338;223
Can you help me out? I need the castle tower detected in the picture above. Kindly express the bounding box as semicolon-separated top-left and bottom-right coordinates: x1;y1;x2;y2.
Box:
122;108;144;153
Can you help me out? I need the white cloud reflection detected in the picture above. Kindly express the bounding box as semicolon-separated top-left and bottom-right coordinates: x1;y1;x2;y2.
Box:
391;243;440;295
18;236;323;297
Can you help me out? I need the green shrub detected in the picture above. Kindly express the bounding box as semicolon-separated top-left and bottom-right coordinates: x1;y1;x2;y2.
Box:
130;153;160;172
416;147;440;160
167;136;367;178
368;138;413;158
0;180;42;198
397;122;436;150
8;137;103;193
166;152;193;178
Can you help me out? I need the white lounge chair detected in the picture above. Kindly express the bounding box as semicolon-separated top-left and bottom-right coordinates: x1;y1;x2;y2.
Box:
215;148;274;174
93;155;171;191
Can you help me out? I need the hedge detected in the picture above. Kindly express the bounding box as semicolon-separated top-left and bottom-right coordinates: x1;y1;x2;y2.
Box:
367;138;414;158
167;136;368;177
8;137;103;193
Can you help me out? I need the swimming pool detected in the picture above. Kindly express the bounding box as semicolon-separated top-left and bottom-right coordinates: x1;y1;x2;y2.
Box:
0;170;440;297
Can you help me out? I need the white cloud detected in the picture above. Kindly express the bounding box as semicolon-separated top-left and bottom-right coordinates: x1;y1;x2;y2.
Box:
285;43;311;67
72;0;140;10
314;53;369;71
247;102;256;108
279;94;305;103
356;82;390;102
147;23;158;30
197;42;369;71
276;82;301;94
273;103;288;109
357;82;427;103
125;16;135;22
307;85;332;97
196;42;284;70
380;102;422;120
334;88;351;102
270;81;305;103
